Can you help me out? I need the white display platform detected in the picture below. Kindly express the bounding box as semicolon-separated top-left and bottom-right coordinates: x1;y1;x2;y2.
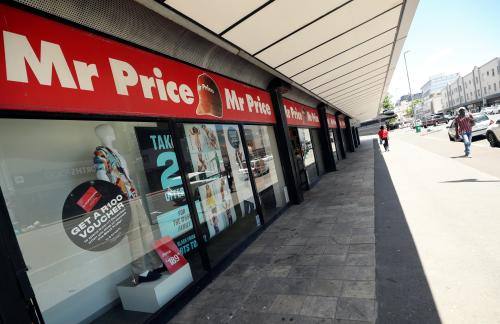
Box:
116;264;193;313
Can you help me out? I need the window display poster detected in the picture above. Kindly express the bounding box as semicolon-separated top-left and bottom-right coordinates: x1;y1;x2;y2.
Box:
135;127;186;223
62;180;131;251
184;124;225;178
198;177;236;238
157;200;204;255
224;126;253;203
298;128;316;167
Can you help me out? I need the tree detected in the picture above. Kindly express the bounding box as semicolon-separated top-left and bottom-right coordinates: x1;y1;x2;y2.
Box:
406;99;422;117
382;95;394;111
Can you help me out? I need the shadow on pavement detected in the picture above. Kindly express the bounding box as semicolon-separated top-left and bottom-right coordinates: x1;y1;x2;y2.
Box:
373;140;441;324
440;178;500;183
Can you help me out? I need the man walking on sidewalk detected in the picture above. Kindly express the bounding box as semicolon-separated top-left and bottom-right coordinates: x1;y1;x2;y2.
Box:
454;107;474;158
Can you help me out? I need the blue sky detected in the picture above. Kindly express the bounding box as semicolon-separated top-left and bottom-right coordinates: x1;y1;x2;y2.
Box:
388;0;500;101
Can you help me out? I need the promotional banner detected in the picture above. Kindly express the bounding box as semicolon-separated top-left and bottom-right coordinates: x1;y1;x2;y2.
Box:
62;180;131;251
282;98;321;128
338;116;347;129
327;113;338;129
0;5;275;124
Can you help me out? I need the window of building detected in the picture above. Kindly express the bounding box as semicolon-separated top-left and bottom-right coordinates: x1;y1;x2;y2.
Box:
178;123;259;266
494;83;497;92
243;125;287;220
487;71;490;76
484;87;487;94
0;119;207;323
493;68;495;76
488;84;491;90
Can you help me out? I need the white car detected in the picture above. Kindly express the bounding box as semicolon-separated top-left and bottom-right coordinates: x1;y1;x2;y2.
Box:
486;119;500;147
447;113;493;141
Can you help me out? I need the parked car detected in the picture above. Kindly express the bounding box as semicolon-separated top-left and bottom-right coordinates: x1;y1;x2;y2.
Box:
486;119;500;147
482;105;500;115
447;113;494;141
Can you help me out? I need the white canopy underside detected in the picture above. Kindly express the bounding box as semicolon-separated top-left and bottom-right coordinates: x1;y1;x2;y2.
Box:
162;0;418;121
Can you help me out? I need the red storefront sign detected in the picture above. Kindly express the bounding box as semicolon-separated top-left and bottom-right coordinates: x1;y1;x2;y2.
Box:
154;236;188;274
0;5;275;124
282;98;320;128
338;116;347;129
326;113;337;129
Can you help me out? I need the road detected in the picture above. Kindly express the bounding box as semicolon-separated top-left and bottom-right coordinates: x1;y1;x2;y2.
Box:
374;129;500;324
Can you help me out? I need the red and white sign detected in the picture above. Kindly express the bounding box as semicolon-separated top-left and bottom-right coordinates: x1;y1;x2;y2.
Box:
282;98;320;128
76;186;102;213
326;113;337;129
338;116;347;129
154;236;188;274
0;5;275;124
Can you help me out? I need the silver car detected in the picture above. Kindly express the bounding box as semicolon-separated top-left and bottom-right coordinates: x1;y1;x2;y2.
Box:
447;113;493;141
486;119;500;147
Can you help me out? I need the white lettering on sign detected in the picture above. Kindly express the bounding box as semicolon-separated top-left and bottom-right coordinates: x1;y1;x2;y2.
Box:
224;88;271;115
306;111;319;123
284;104;303;120
3;30;100;90
108;58;194;104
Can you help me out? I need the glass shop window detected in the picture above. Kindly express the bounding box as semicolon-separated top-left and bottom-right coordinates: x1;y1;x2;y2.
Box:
178;123;259;265
0;119;204;324
243;125;288;220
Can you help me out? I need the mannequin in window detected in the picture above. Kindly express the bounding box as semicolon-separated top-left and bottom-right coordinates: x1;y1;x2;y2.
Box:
94;124;164;284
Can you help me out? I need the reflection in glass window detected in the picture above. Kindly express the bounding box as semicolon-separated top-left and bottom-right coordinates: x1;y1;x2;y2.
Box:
298;128;319;185
179;123;258;264
244;125;288;219
0;119;203;324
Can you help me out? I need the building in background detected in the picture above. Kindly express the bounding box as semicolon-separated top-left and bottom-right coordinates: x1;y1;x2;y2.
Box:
441;57;500;114
420;73;459;115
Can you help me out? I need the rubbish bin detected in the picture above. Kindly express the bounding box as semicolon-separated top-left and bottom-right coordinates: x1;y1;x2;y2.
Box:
416;125;421;133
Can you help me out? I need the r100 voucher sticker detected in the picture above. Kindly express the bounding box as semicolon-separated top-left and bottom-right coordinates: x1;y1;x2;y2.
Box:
62;180;131;251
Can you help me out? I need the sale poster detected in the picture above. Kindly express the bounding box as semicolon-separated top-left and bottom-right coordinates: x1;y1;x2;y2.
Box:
135;127;185;225
224;126;253;205
154;236;188;274
198;177;236;238
184;124;225;179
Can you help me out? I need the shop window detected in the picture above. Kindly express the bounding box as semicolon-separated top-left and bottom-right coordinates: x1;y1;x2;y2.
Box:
298;128;319;186
177;123;259;265
0;119;205;323
243;125;288;219
329;130;339;161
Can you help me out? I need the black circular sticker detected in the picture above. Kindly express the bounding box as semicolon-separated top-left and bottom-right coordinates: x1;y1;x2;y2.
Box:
227;127;240;149
62;180;131;251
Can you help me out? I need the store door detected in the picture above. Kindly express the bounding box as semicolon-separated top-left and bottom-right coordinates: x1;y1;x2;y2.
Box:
288;128;308;190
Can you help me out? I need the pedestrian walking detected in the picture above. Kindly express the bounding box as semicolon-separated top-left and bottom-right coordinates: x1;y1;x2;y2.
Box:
378;125;389;151
454;107;474;158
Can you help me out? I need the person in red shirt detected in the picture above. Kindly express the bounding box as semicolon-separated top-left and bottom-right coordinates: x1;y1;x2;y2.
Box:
378;125;389;152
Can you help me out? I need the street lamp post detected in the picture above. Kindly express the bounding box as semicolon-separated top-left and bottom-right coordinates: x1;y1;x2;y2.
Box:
403;50;414;122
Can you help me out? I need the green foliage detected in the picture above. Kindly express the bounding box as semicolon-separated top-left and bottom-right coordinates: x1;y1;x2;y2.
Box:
382;95;394;111
387;117;398;125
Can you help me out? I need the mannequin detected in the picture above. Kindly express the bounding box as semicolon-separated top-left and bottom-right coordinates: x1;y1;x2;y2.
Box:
94;124;164;284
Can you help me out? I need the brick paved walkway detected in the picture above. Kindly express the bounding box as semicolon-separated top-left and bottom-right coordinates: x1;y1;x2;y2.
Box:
170;138;375;324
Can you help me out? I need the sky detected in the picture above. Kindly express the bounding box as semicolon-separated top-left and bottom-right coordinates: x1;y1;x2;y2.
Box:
388;0;500;102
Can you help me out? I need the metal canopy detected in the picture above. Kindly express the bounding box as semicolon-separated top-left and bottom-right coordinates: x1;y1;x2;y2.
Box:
161;0;418;121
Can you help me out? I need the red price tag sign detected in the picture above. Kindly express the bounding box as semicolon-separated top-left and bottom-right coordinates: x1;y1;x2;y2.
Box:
154;236;187;274
76;186;102;212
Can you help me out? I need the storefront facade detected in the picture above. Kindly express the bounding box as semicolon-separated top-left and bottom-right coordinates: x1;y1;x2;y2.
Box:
0;3;358;323
283;99;325;190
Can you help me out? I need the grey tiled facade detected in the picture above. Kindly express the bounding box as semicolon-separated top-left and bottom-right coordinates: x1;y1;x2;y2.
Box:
170;139;375;323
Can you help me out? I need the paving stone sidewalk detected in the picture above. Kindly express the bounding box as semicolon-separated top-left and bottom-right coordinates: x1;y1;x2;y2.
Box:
170;139;375;324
